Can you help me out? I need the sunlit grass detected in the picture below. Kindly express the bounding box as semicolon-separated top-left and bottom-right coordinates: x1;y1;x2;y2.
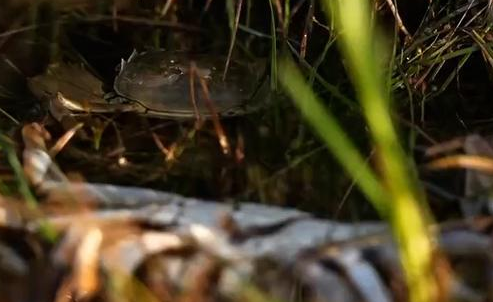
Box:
280;1;439;301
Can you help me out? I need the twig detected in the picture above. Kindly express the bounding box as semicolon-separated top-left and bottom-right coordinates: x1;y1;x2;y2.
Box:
384;0;412;41
198;78;230;155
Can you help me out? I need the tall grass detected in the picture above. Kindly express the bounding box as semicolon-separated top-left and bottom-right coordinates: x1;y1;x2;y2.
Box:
280;1;438;302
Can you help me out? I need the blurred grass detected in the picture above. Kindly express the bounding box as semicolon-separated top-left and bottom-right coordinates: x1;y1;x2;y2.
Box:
281;1;438;302
279;60;387;213
0;134;37;207
0;134;58;241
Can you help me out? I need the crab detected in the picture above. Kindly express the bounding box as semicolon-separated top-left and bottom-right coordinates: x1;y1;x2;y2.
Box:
28;50;268;120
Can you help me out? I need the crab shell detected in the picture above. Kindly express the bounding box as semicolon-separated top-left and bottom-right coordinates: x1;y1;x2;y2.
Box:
113;50;267;119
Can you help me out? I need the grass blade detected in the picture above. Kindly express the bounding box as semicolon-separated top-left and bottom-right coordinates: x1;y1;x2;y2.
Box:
279;58;387;214
323;1;438;301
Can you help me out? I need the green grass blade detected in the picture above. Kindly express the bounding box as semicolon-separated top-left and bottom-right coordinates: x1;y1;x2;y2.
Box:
0;134;58;241
0;135;37;207
279;58;387;215
323;1;438;302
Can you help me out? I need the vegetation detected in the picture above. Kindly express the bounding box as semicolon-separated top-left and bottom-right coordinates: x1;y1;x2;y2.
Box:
0;0;492;301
